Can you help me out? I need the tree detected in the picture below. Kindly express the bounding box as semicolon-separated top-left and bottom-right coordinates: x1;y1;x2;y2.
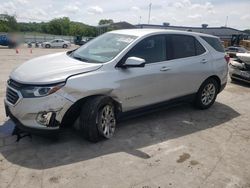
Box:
48;17;70;35
0;14;18;32
98;19;114;25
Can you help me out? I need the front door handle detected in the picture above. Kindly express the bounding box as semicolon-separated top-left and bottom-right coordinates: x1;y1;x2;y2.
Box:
200;59;208;64
160;66;171;71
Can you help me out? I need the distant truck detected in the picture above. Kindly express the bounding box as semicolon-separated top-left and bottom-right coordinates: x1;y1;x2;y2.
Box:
0;34;17;48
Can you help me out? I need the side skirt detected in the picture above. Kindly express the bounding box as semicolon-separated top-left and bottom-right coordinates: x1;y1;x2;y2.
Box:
117;93;196;121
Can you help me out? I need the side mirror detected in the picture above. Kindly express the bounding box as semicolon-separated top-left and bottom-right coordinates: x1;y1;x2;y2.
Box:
122;57;146;68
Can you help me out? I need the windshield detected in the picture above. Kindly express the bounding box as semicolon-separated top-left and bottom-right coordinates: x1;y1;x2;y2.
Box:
71;33;137;63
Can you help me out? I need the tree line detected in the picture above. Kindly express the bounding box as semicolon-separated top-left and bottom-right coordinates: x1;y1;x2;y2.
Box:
0;14;115;37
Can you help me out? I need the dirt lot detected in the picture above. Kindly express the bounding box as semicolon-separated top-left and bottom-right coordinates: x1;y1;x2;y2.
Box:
0;46;250;188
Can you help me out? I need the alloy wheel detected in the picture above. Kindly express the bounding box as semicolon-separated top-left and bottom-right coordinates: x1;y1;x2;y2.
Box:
201;83;216;105
98;104;116;138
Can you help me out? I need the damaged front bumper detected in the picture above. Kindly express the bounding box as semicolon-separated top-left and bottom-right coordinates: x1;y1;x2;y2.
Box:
4;90;73;133
229;62;250;83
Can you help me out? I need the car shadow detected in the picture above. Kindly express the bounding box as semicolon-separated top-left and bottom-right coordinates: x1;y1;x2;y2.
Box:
0;102;240;169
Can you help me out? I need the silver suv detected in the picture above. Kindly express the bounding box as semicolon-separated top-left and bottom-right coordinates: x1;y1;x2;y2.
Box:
5;29;228;142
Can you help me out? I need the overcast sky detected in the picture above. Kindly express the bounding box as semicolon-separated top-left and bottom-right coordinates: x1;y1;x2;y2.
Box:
0;0;249;30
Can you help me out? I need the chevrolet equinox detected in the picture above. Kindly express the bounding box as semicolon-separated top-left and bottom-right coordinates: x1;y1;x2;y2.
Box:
5;29;229;142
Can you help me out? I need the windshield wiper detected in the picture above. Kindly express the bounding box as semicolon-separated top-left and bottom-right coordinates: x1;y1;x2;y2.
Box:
70;52;89;62
73;56;89;62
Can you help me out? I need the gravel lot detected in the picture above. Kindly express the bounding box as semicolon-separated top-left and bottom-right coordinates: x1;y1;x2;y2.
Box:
0;46;250;188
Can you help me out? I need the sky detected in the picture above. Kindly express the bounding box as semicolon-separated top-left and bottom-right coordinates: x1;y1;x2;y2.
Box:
0;0;249;30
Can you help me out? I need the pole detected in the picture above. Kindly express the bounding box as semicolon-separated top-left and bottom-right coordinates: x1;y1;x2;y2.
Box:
225;16;228;27
148;3;152;24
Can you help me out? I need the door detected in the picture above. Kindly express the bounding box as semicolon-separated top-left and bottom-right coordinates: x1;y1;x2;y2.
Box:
117;35;171;111
159;34;213;99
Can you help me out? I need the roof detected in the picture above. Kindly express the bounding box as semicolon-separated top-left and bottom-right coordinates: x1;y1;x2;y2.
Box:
110;29;218;38
136;24;249;38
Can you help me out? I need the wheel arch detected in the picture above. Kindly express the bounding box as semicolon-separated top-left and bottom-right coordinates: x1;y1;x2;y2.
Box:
203;75;221;92
61;94;122;127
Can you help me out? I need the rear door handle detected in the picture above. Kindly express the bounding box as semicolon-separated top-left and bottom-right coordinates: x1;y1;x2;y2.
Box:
160;66;171;71
200;59;208;64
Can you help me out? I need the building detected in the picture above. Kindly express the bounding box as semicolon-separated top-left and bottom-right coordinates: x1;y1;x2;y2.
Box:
96;21;136;35
136;23;250;47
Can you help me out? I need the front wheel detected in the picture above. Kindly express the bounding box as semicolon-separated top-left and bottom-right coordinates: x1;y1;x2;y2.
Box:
62;44;68;48
194;78;219;109
79;96;116;142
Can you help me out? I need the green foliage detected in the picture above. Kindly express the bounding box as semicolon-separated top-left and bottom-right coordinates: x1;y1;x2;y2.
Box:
98;19;114;25
0;14;97;37
0;14;18;32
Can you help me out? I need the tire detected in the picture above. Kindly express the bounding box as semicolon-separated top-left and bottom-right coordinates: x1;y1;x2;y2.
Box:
194;78;219;110
45;44;50;48
79;96;116;142
62;44;68;48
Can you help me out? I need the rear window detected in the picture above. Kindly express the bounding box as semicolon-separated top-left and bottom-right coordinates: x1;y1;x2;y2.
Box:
201;36;225;52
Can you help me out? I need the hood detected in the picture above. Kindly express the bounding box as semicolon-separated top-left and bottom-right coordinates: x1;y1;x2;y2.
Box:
10;52;103;84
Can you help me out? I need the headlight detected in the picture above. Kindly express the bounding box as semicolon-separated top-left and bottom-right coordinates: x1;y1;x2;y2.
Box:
20;83;65;98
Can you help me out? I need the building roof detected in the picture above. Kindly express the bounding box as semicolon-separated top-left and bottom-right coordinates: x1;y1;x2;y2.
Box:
110;28;218;38
136;24;249;39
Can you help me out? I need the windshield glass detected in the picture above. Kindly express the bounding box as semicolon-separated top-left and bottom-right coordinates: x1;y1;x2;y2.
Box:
71;33;137;63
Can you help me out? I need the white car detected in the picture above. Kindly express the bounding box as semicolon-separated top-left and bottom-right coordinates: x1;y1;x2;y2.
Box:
42;39;71;48
5;29;228;142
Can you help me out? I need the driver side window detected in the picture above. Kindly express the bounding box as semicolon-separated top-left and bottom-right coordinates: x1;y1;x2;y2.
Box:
126;35;166;64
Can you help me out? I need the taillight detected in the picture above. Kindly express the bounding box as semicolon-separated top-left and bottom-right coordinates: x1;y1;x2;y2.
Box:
224;54;230;63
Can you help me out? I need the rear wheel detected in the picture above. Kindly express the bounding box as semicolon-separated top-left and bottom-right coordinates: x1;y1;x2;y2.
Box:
45;44;50;48
79;96;116;142
194;78;219;109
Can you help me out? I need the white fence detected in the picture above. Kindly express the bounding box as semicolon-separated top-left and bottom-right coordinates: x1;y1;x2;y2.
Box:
23;34;75;43
0;32;75;43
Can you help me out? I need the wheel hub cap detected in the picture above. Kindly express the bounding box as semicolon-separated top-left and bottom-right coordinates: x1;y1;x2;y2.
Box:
99;105;116;138
201;83;216;105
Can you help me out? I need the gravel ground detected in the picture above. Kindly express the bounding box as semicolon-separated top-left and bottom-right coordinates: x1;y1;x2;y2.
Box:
0;46;250;188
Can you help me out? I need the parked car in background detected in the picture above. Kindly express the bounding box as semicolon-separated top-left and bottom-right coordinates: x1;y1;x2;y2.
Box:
74;36;94;46
42;39;71;48
229;53;250;83
5;29;228;142
0;34;17;48
225;46;249;58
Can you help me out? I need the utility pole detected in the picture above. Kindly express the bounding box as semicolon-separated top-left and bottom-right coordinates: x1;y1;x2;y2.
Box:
148;3;152;24
139;16;142;24
225;16;228;27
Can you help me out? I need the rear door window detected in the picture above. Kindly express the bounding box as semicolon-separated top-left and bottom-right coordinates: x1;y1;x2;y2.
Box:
171;35;196;59
201;36;225;52
166;34;206;60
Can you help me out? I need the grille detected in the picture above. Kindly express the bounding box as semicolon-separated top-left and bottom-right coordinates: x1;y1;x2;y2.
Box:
6;87;19;105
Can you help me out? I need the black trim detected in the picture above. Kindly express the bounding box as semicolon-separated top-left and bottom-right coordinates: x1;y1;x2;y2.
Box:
118;93;196;120
8;79;65;88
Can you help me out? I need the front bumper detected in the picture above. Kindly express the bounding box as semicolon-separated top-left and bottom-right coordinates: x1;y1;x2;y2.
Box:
229;65;250;83
4;89;73;132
